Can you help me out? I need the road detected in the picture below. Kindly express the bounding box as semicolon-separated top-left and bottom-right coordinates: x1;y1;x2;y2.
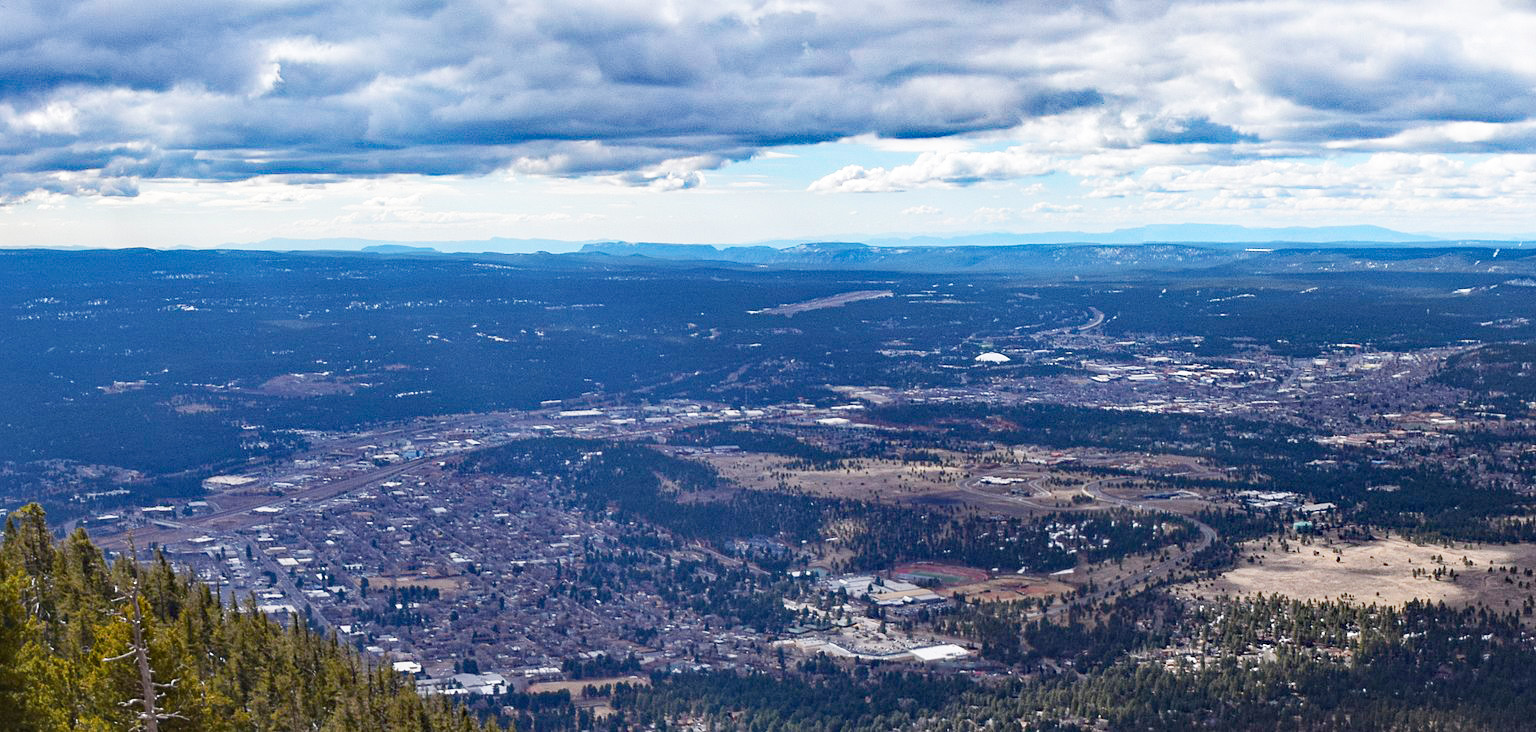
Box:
1076;307;1106;333
246;537;334;632
1039;306;1106;336
98;459;425;551
98;393;1218;636
95;404;646;552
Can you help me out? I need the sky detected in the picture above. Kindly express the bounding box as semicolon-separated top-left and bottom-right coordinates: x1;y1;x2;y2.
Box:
6;0;1536;249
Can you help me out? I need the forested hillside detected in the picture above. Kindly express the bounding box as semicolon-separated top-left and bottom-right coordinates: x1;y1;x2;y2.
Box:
608;596;1536;731
0;504;500;732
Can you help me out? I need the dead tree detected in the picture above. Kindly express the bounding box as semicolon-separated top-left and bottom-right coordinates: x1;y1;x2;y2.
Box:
103;537;183;732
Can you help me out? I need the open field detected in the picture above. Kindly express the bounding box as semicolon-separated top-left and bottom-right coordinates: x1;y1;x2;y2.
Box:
369;575;466;594
752;289;893;316
1181;534;1536;609
705;452;972;502
892;562;989;586
172;402;220;414
256;372;358;397
702;445;1225;516
942;575;1074;603
528;676;650;696
530;676;651;719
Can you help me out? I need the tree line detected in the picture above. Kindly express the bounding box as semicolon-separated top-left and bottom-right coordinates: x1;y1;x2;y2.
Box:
0;504;502;731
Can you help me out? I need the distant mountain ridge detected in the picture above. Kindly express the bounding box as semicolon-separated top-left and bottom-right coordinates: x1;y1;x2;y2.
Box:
210;225;1536;275
237;224;1487;256
858;223;1439;246
239;236;600;254
572;240;1536;275
361;244;441;254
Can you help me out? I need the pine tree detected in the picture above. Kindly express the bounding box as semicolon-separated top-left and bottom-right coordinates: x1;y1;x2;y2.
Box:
0;505;507;732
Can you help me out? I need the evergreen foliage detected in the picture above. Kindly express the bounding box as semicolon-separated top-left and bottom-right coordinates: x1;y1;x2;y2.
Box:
615;595;1536;731
462;438;1194;573
0;504;503;732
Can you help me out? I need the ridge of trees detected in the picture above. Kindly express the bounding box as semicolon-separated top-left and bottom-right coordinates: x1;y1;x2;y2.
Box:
0;504;502;732
460;438;1194;574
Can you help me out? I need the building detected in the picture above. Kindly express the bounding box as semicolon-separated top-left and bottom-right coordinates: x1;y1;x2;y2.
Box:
203;475;259;491
909;644;970;662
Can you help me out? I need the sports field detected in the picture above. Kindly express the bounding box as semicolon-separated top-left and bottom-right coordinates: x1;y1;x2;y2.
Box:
891;562;989;587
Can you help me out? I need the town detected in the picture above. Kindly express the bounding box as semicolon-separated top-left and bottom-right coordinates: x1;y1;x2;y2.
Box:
52;321;1529;718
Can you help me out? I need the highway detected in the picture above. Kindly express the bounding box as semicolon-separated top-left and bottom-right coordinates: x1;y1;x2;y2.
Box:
1039;306;1106;336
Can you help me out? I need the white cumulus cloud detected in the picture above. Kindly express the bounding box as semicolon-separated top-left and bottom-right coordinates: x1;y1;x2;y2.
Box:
809;148;1056;192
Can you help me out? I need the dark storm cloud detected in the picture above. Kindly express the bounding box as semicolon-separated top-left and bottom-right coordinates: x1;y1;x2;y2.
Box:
1261;58;1536;124
0;1;1107;195
2;0;1536;199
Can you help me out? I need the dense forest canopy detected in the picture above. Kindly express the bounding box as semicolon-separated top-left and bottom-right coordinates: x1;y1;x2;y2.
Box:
0;504;501;732
6;250;1536;520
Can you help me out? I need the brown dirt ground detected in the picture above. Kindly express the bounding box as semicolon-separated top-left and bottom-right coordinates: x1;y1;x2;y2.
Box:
256;372;357;397
369;575;465;594
1179;534;1536;610
528;676;650;695
890;561;989;586
529;676;651;718
173;402;220;414
755;290;893;316
700;449;1223;514
943;576;1074;603
704;453;973;501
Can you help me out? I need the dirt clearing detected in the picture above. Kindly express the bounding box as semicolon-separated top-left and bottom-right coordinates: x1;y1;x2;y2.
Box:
1183;534;1536;609
751;290;893;316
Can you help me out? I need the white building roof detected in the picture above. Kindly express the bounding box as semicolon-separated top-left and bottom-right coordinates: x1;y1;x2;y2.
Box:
909;644;970;662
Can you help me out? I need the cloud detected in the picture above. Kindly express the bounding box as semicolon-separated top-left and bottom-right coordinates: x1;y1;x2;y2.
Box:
0;0;1118;200
809;147;1055;192
1081;152;1536;215
1030;202;1082;213
3;0;1536;204
972;206;1014;224
604;155;717;191
902;205;941;216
